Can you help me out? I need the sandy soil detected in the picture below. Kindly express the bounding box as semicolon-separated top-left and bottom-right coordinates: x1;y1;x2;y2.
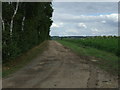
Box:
2;41;118;88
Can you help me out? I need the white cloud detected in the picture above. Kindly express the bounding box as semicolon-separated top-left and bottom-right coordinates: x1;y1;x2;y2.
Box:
51;23;59;28
51;22;64;28
78;23;87;28
59;22;64;25
91;28;99;32
100;13;118;22
66;29;78;33
50;2;118;36
54;13;118;24
101;20;106;23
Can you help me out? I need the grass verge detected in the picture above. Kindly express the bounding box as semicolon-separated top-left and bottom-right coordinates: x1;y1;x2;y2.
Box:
3;41;48;78
57;40;119;75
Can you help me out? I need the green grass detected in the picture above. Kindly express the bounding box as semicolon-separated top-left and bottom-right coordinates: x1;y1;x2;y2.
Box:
3;41;48;78
62;37;119;56
57;39;119;75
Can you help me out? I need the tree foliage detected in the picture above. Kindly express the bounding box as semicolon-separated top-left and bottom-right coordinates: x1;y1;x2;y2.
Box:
2;2;53;63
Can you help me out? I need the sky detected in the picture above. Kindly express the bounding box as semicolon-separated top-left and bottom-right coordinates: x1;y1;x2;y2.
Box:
50;2;118;36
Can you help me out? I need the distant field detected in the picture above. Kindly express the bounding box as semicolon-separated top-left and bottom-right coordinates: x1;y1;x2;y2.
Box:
57;37;119;75
61;37;119;56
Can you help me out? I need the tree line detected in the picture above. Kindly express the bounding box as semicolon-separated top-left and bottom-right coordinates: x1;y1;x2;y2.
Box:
2;2;53;63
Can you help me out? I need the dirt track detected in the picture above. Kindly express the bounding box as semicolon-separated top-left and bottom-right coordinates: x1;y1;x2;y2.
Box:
3;41;118;88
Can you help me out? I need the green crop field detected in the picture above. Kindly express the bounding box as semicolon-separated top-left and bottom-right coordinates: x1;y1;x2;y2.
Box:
61;37;119;56
57;36;119;75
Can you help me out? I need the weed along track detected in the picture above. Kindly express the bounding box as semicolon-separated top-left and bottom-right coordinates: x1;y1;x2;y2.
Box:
3;41;118;88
